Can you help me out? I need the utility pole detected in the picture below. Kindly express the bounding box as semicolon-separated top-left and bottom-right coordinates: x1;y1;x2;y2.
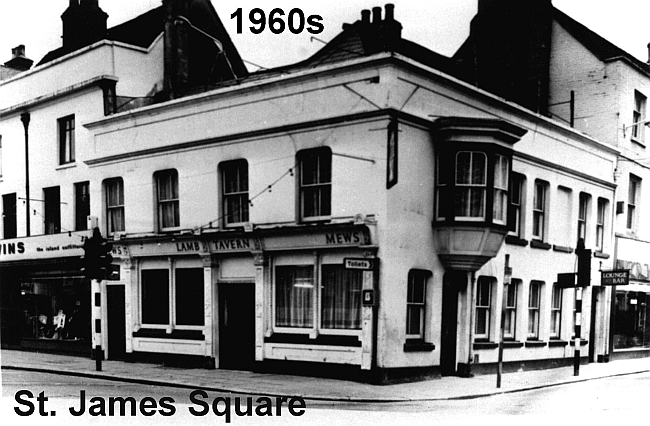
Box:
574;238;591;376
497;254;512;388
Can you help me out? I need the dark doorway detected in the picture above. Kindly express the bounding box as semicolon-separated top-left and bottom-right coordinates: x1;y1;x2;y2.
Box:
219;283;255;370
107;285;126;360
440;272;464;376
589;287;599;363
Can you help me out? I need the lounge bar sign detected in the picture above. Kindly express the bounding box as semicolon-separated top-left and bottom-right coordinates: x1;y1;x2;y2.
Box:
601;270;630;286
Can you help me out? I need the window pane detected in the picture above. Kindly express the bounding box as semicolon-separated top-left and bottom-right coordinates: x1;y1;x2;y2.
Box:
456;152;471;184
321;265;362;329
275;266;313;327
175;268;204;326
471;153;486;185
406;305;423;336
141;269;169;325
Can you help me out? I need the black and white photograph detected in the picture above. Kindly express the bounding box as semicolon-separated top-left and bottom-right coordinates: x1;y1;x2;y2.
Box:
1;1;649;425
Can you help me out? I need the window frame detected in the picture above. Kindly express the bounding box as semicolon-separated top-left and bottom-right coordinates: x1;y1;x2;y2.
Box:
550;284;562;339
627;175;641;230
492;154;509;225
475;277;493;340
596;198;607;251
527;281;542;339
454;151;488;221
221;159;249;227
632;90;646;142
2;192;17;239
43;186;61;235
58;115;75;165
74;181;90;231
503;280;518;340
577;192;590;243
298;148;332;222
105;178;125;236
532;180;548;240
406;270;430;340
508;173;525;238
155;169;180;231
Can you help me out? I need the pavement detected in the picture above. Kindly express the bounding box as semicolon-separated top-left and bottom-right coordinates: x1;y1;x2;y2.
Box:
1;349;649;402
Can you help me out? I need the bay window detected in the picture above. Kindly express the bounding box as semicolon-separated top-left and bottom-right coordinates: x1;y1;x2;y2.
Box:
454;151;487;219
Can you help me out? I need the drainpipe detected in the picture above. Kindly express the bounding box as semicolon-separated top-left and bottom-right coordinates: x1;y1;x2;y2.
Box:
20;112;30;236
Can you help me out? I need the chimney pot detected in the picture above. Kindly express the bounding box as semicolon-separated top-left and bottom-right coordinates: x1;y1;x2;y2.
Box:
372;6;382;24
385;4;395;21
361;9;371;24
12;45;26;58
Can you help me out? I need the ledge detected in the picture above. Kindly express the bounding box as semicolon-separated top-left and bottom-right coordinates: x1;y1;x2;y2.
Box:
265;333;362;347
525;340;548;347
403;340;436;352
473;341;499;350
570;339;589;346
530;240;552;250
548;339;569;347
133;328;205;340
505;236;528;246
502;340;524;348
594;252;610;259
553;244;574;253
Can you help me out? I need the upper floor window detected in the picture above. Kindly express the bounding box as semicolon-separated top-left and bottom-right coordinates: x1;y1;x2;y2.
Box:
105;178;125;235
504;279;519;340
475;277;493;340
455;151;487;220
532;180;548;240
577;192;590;243
627;175;641;230
508;173;525;237
632;90;646;142
43;186;61;235
58;115;75;165
550;284;562;338
155;169;179;231
2;193;17;239
406;270;430;340
221;160;249;226
298;148;331;221
493;154;509;224
596;198;607;251
74;181;90;231
528;281;542;339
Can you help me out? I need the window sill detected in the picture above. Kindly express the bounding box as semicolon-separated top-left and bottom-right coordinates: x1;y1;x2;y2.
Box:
553;245;574;253
265;333;362;347
594;252;610;259
530;240;552;250
403;340;435;352
525;340;547;347
505;236;528;246
631;137;646;148
570;339;589;346
473;341;498;350
55;162;77;171
502;340;524;348
133;328;204;340
548;339;569;347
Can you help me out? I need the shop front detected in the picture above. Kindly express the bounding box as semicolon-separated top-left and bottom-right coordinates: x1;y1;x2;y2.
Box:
611;237;650;359
0;233;92;355
109;223;377;374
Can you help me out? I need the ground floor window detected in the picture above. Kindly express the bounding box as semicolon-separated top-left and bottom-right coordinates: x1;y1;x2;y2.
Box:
140;262;204;328
274;263;362;332
614;290;650;349
475;277;493;340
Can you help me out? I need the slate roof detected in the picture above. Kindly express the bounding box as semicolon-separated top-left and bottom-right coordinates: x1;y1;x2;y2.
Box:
37;7;164;66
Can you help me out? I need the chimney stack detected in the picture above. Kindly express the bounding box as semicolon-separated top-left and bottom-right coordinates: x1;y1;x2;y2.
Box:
4;45;33;72
61;0;108;51
351;4;402;55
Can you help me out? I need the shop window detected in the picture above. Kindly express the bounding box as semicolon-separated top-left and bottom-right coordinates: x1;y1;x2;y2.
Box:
475;277;492;340
2;192;17;239
627;174;640;230
105;178;125;235
596;198;607;251
528;281;542;339
140;266;204;328
406;270;429;339
532;180;548;240
577;192;590;243
74;181;90;231
274;263;363;333
155;169;180;231
614;291;650;349
43;186;61;235
321;265;362;330
508;173;525;238
58;115;75;165
298;148;331;221
221;160;249;226
454;151;487;220
550;284;562;338
275;266;314;328
504;279;519;339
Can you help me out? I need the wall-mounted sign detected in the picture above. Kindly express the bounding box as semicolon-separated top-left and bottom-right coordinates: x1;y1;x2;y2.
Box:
362;289;375;306
344;258;377;270
601;270;629;286
557;272;577;288
107;264;121;281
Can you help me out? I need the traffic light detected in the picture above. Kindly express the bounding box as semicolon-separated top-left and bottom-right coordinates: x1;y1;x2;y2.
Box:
81;228;113;282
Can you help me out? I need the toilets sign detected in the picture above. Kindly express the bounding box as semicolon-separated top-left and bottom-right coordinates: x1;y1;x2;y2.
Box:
601;270;630;286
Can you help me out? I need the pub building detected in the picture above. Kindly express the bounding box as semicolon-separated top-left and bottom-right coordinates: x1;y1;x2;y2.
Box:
0;233;91;355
